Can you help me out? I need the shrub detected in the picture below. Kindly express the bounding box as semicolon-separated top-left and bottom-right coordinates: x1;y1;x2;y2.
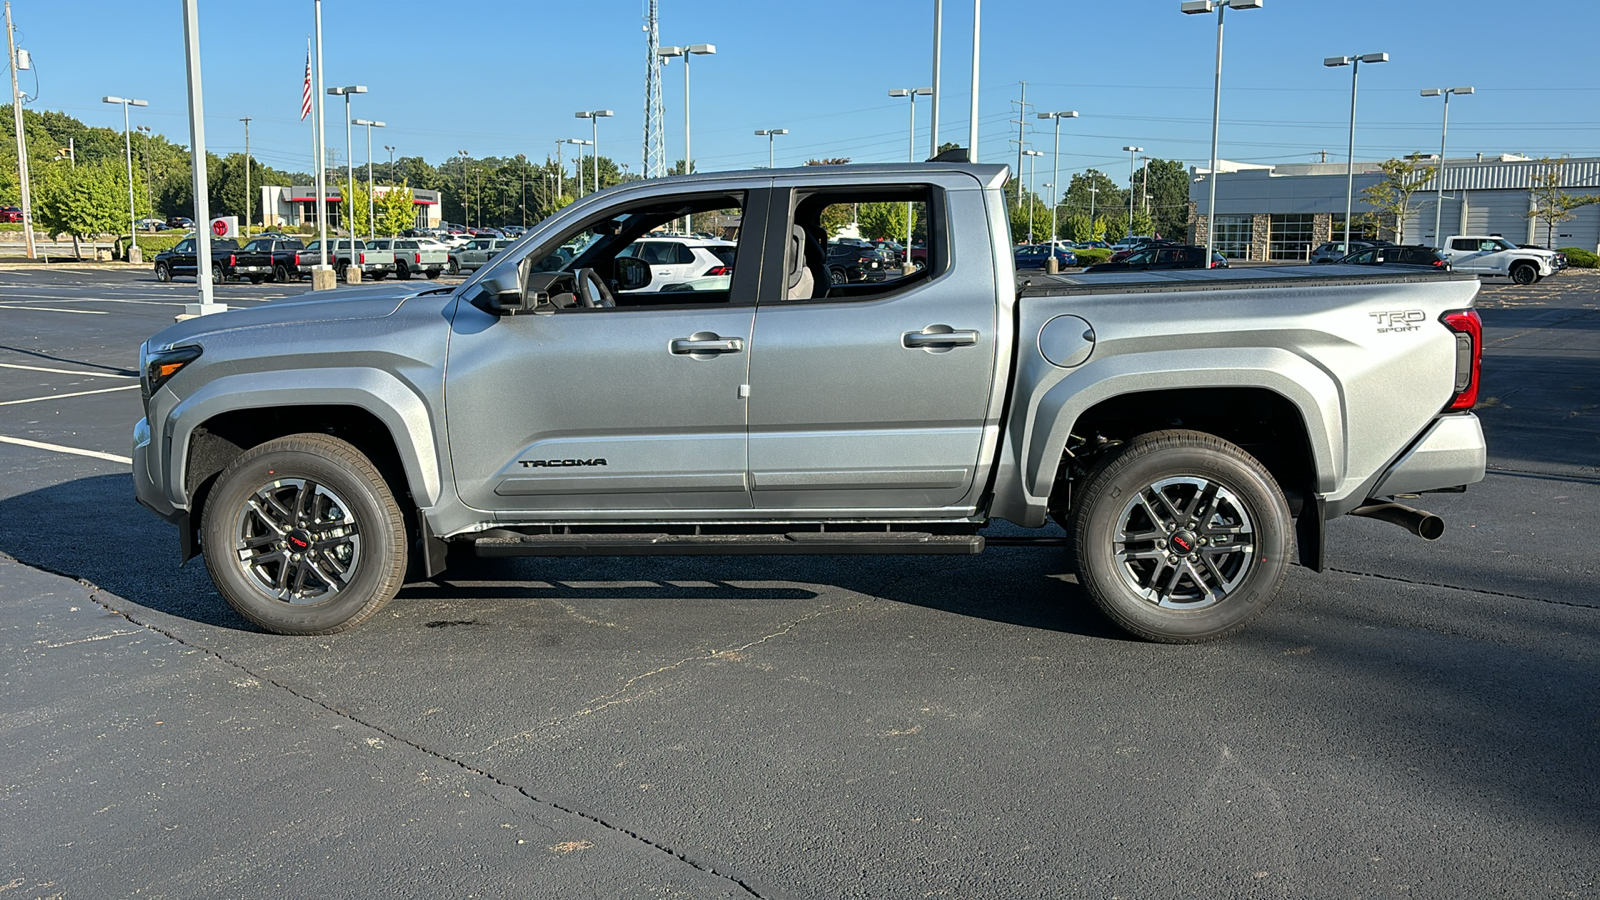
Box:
1073;248;1113;265
1558;247;1596;268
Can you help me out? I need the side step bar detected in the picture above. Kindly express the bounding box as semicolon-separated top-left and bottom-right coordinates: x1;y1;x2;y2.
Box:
475;531;986;558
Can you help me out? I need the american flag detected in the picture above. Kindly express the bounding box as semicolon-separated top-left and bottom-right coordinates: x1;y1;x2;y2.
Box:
300;49;312;121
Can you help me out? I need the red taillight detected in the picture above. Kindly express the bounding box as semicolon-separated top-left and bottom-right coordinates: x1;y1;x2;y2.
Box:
415;252;422;264
1433;259;1444;267
294;252;301;266
359;253;366;264
1442;309;1482;411
706;265;729;276
228;254;235;266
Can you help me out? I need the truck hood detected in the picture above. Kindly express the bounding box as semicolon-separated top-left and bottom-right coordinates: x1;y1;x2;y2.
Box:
146;285;446;351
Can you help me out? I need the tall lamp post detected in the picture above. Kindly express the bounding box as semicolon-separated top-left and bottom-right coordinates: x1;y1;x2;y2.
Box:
574;110;613;192
352;118;384;240
238;116;251;234
1087;185;1099;237
890;87;933;256
102;95;148;260
1422;85;1472;247
658;43;714;228
1181;0;1263;263
457;149;469;229
1023;149;1044;243
384;144;395;182
136;125;154;215
326;85;366;235
1324;52;1388;247
755;129;787;168
1038;110;1078;246
1122;145;1143;239
565;138;592;195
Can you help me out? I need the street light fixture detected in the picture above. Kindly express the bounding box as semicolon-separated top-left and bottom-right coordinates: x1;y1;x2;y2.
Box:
574;110;613;193
890;87;933;255
1181;0;1263;262
326;85;366;235
1421;86;1473;247
457;149;469;229
1324;52;1388;248
102;96;148;256
383;144;396;182
565;138;593;195
352;118;384;240
1038;110;1078;246
1122;145;1143;239
1023;149;1044;243
754;129;787;168
659;44;715;227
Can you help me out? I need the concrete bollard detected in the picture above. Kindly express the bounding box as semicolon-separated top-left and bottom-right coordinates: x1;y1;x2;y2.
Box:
310;267;338;291
343;265;362;285
128;244;143;265
1047;257;1059;274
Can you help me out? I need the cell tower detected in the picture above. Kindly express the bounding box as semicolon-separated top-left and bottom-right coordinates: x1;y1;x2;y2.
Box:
642;0;666;179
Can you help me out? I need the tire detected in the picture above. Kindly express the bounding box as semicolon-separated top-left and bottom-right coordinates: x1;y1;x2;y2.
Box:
201;434;408;635
828;266;847;285
447;258;460;275
426;269;440;280
154;262;171;283
248;275;263;284
211;262;225;285
1068;429;1292;643
273;263;290;283
1511;263;1538;285
395;261;411;280
372;271;387;281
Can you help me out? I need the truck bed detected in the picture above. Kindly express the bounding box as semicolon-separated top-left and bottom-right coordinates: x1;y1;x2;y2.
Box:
1018;265;1479;298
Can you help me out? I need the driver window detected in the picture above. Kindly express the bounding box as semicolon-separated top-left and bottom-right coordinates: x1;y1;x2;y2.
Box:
522;191;749;310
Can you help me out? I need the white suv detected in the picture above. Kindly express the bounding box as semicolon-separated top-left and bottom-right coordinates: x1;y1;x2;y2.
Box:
616;237;737;291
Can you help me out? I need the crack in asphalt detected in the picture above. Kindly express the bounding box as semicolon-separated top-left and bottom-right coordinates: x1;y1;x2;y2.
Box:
1327;565;1599;610
3;552;777;899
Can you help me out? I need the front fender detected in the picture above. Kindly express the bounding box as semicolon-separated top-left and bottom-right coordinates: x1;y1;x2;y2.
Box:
158;367;443;510
990;347;1344;526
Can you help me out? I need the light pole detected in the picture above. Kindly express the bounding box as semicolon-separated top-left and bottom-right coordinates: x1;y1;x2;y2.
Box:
890;87;933;256
136;125;153;215
326;85;366;234
102;96;148;258
930;0;943;158
1181;0;1263;262
1087;185;1099;237
968;0;981;159
659;44;714;228
1422;85;1473;247
1122;145;1142;239
565;138;592;195
1325;52;1388;248
1041;182;1053;241
352;118;384;240
1038;110;1078;245
574;110;613;192
384;144;395;182
755;129;787;168
1023;149;1044;243
457;149;469;229
239;116;251;233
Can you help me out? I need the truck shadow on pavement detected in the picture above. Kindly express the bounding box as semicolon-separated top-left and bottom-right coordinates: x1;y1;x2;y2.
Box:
1;474;1124;639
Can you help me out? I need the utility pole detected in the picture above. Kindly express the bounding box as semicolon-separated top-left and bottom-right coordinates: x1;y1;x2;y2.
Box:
930;0;942;159
240;116;251;233
1011;81;1029;209
968;0;980;160
6;1;35;259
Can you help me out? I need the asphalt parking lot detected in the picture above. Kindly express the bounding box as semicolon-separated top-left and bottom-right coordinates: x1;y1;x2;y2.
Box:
0;264;1596;899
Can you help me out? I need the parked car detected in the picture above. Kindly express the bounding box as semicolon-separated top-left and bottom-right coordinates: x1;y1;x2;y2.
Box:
1107;238;1172;263
295;239;394;280
0;206;22;223
1014;244;1078;270
825;241;887;283
369;237;446;280
1311;239;1390;264
232;237;306;283
1074;240;1111;250
152;237;241;284
1439;235;1559;284
615;237;736;291
131;160;1486;645
1083;244;1226;273
1332;245;1451;271
166;216;194;229
447;237;517;275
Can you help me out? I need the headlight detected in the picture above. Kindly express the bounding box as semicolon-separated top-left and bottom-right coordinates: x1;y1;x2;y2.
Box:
142;344;203;398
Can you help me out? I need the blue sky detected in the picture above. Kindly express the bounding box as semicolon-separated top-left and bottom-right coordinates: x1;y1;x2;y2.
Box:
10;0;1595;183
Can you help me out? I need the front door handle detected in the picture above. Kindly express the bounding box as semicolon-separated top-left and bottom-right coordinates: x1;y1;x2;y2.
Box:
671;333;745;355
902;328;979;349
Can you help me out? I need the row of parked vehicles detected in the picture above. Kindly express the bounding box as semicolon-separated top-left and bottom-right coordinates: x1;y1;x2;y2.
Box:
150;233;530;284
1312;236;1566;284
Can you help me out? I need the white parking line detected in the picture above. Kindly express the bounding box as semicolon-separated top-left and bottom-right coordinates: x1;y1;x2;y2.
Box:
0;305;109;315
0;435;132;464
0;384;140;406
0;362;135;379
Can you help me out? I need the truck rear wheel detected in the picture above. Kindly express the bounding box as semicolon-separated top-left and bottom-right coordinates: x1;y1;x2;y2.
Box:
201;433;408;635
273;263;291;283
1068;430;1291;643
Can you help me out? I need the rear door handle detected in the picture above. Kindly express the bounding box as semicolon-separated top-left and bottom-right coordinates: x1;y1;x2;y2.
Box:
671;334;745;354
902;328;979;349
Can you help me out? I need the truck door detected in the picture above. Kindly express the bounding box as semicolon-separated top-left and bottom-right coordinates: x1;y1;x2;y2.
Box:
745;179;1001;514
443;187;769;516
1446;237;1491;273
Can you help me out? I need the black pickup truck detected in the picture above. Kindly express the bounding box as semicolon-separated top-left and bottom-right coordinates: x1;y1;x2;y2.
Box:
152;237;241;285
233;237;307;284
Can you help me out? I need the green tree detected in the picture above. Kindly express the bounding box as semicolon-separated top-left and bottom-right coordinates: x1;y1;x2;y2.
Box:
1359;157;1435;244
1131;208;1154;240
34;159;143;258
375;183;416;236
1064;210;1092;242
1101;211;1129;243
1142;158;1190;240
859;202;910;241
1526;157;1600;248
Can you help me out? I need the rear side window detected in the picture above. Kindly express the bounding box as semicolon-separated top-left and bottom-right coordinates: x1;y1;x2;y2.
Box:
674;244;697;265
1450;239;1475;251
708;246;737;267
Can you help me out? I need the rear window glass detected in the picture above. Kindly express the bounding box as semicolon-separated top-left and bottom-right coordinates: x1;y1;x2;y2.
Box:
708;246;737;267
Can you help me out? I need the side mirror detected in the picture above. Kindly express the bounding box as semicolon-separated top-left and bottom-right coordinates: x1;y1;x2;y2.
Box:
614;255;652;292
481;267;527;316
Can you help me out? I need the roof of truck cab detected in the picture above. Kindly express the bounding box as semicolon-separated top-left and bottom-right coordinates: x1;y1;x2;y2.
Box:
597;162;1012;196
1020;265;1479;298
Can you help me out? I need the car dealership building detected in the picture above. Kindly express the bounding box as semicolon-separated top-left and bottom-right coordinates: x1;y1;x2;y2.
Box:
1188;154;1600;260
257;184;443;231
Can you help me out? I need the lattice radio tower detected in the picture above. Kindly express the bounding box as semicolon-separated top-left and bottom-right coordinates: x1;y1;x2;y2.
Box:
642;0;666;179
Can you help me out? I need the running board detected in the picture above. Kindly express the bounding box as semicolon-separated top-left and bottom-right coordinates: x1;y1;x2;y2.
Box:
474;531;986;557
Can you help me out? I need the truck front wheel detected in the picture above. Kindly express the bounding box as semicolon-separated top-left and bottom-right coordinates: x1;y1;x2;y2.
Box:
1511;263;1538;285
1069;430;1291;643
201;433;408;635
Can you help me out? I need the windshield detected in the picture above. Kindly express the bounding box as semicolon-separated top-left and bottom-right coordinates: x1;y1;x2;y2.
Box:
1493;238;1517;251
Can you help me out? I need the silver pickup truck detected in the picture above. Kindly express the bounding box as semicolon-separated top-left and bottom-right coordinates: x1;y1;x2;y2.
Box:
131;162;1485;642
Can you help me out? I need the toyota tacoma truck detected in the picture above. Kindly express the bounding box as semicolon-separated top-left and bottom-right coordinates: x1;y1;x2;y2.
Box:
131;162;1486;643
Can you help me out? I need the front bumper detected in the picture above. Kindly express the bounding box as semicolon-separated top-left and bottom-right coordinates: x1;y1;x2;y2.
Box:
132;416;181;522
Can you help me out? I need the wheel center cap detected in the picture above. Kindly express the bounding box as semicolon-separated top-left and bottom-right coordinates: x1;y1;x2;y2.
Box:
286;530;312;552
1168;530;1197;555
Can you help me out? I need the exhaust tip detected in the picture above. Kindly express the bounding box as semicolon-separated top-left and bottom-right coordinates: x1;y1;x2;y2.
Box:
1350;501;1446;541
1416;513;1445;541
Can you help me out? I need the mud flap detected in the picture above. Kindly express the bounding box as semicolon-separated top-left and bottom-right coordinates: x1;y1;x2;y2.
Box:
1295;496;1325;572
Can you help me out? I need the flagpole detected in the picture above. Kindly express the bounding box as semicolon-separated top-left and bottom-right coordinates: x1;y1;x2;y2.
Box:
306;37;314;235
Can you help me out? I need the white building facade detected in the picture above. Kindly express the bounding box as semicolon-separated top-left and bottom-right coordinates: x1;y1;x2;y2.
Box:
258;185;442;231
1189;155;1600;261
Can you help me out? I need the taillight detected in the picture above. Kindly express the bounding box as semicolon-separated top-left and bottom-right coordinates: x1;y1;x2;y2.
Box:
1433;259;1444;267
415;252;422;264
294;252;301;266
359;253;366;264
228;254;235;266
706;265;729;276
1441;309;1482;411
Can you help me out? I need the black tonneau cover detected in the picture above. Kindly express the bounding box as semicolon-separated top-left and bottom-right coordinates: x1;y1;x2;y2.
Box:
1019;264;1477;299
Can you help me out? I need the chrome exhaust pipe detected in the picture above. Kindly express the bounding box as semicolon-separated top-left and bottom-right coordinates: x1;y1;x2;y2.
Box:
1349;501;1445;541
